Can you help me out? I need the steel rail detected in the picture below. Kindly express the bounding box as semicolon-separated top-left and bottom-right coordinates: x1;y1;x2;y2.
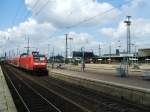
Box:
2;67;31;112
9;68;62;112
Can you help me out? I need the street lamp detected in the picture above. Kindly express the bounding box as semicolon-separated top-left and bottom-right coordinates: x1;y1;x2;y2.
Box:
48;44;50;61
81;47;85;72
68;37;73;58
133;44;138;64
108;44;112;64
117;40;121;52
98;44;101;58
52;47;55;69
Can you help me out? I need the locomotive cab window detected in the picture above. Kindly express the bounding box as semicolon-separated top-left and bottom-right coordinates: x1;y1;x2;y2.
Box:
33;55;45;61
34;56;39;61
39;57;45;61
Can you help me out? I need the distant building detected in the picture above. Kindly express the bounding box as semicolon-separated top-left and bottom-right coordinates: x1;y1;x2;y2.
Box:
72;51;94;59
116;49;120;55
138;48;150;57
102;51;127;58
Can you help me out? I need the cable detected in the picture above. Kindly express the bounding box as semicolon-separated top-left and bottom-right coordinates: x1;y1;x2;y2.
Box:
11;0;23;27
47;0;132;40
65;1;90;20
22;0;40;21
65;0;131;29
34;0;56;16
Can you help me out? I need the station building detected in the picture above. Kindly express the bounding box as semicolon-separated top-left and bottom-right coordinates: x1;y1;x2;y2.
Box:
100;48;150;64
72;51;94;63
138;48;150;63
71;48;150;64
138;48;150;57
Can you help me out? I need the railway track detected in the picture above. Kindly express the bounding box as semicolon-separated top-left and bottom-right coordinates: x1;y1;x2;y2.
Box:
26;76;150;112
2;64;149;112
2;65;86;112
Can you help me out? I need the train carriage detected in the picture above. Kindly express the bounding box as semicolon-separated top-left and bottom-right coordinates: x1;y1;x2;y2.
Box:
8;51;47;73
19;52;47;71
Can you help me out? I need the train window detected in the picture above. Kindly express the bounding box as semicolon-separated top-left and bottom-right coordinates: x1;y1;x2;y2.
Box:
34;57;39;61
33;55;45;61
32;51;39;55
40;57;45;61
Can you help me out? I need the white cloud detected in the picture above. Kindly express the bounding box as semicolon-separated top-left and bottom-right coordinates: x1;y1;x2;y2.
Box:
121;0;150;17
44;31;103;56
25;0;120;27
0;18;56;54
0;0;121;55
1;0;150;56
99;21;126;39
99;18;150;49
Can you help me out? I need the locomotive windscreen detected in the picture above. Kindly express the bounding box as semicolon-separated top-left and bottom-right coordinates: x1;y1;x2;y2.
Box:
32;51;39;55
33;54;45;61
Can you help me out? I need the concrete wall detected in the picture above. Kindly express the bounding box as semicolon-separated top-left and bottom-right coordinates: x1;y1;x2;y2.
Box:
50;72;150;109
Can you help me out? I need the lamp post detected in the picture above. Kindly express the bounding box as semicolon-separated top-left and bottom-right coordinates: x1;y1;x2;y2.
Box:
109;44;111;64
134;45;138;64
65;34;68;63
118;40;121;53
17;48;19;55
52;47;54;69
48;44;50;61
81;47;85;72
99;44;101;58
131;43;135;65
24;36;30;55
68;37;73;58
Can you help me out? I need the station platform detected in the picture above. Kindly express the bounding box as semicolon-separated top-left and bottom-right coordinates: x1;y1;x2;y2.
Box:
0;66;17;112
49;68;150;108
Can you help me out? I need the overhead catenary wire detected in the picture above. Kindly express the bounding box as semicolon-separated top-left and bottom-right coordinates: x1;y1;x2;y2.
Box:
11;0;23;27
22;0;40;21
65;1;91;20
65;0;131;29
44;1;130;46
33;0;56;16
11;0;39;28
45;0;132;56
5;0;132;56
47;0;132;39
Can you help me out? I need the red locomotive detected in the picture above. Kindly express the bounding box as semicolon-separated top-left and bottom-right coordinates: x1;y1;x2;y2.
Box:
8;51;47;72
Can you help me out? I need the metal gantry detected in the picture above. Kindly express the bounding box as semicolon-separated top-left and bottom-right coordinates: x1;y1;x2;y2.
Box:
124;16;132;76
124;16;131;54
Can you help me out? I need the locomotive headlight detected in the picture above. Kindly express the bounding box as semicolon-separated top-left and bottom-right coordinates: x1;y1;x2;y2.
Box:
34;63;39;65
34;63;46;65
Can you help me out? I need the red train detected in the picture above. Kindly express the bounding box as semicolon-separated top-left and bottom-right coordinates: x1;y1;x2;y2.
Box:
8;51;47;72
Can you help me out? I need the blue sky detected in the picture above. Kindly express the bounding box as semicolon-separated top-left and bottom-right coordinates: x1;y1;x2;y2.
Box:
0;0;28;30
0;0;126;30
0;0;150;56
